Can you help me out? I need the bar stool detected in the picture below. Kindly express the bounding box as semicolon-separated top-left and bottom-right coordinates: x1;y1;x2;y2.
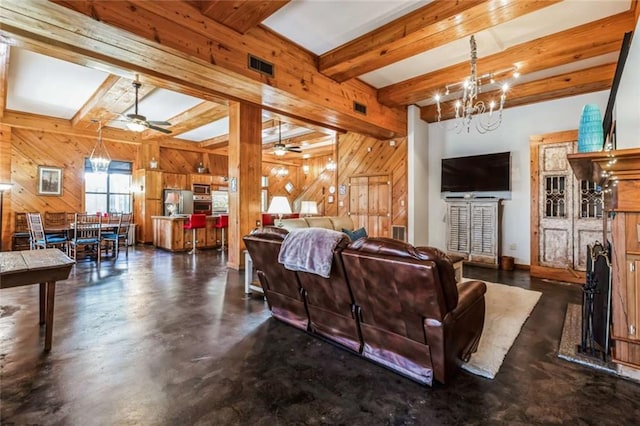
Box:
184;214;207;254
215;214;228;251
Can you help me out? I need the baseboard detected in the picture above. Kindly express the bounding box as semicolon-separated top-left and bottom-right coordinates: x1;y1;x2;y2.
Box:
617;364;640;383
515;264;530;270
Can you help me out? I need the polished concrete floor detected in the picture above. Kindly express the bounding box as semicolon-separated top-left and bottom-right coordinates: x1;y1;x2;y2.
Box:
1;246;639;425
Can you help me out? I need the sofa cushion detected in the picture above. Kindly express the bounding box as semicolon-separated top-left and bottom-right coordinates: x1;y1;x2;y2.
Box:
280;218;309;231
329;216;354;231
343;227;367;241
304;217;333;229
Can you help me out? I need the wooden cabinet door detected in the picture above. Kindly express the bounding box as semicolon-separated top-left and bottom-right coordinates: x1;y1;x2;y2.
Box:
470;202;498;262
446;202;470;255
189;174;213;186
163;173;187;189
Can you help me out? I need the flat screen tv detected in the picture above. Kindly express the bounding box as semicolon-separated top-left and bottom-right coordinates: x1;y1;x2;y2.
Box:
441;152;510;193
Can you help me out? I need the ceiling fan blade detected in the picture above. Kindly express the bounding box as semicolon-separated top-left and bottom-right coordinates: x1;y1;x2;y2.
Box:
147;120;171;126
146;124;173;134
286;146;302;153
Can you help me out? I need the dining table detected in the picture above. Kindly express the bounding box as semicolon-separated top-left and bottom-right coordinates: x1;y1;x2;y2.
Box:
0;249;75;351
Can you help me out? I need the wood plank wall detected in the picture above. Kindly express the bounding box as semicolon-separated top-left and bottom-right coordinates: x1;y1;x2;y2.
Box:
337;132;408;232
10;128;136;213
261;154;334;212
1;126;409;248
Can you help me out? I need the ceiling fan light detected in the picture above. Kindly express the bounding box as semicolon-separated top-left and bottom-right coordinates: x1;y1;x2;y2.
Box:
274;147;287;156
126;121;146;132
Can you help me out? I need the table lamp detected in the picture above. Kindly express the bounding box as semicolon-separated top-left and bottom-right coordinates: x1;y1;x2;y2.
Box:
299;200;318;217
164;191;180;216
267;196;292;227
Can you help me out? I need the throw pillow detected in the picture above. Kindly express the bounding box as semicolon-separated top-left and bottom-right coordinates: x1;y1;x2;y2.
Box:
343;227;367;241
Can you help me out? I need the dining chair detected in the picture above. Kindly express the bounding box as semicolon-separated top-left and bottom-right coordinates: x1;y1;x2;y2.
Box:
44;211;69;240
69;213;102;264
102;212;131;259
12;212;32;251
26;212;68;254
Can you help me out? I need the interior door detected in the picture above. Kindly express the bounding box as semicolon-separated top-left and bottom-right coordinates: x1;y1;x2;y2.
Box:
534;138;604;277
538;142;574;268
349;175;391;237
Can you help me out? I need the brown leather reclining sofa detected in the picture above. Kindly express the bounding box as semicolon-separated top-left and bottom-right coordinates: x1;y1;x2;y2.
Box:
243;227;487;386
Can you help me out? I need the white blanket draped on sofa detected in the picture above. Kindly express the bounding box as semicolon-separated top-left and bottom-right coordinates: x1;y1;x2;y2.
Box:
278;228;344;278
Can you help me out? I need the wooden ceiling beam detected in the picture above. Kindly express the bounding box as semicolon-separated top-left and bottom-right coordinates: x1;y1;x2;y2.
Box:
141;101;227;140
380;11;635;106
71;76;155;128
199;1;290;34
4;110;143;144
0;44;9;119
320;0;559;82
30;0;405;138
70;74;120;127
199;134;228;148
3;110;221;153
419;63;616;122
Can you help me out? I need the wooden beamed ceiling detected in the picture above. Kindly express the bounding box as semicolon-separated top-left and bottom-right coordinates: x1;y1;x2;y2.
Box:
198;0;291;34
0;0;637;147
379;11;635;109
319;0;561;82
42;0;406;138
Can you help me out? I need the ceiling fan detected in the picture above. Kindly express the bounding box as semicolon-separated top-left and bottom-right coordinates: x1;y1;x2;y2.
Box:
118;79;172;134
273;121;301;156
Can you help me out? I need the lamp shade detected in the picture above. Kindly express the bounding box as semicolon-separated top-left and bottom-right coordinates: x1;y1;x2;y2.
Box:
267;196;292;215
299;201;318;215
164;192;179;204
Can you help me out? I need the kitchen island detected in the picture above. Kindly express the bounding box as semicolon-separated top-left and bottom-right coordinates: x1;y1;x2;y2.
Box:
152;215;223;252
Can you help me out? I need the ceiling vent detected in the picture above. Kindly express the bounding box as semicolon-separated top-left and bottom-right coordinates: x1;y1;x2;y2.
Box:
248;54;274;77
353;101;367;115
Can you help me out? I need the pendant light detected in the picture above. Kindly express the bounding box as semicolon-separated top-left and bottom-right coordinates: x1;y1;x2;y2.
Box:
90;120;111;173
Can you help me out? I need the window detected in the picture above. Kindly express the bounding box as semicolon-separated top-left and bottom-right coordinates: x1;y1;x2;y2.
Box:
84;159;133;214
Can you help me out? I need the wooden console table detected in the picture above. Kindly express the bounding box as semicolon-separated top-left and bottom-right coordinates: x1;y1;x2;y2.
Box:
0;249;75;351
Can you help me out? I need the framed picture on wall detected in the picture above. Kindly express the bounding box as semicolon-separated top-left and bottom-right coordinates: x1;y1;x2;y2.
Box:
37;166;63;196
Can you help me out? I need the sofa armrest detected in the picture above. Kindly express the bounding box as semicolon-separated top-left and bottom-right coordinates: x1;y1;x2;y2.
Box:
451;280;486;320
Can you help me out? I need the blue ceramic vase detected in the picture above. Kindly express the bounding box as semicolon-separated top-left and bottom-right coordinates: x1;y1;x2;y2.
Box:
577;104;604;153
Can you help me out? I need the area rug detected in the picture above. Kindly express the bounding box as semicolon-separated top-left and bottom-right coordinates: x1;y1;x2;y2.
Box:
461;280;542;379
557;303;617;373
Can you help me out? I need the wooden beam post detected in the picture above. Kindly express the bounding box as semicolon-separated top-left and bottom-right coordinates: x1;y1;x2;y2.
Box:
227;101;262;270
0;124;12;251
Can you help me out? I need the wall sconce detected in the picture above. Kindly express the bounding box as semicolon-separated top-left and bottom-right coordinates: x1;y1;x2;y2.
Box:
326;158;337;171
302;164;310;174
276;167;289;177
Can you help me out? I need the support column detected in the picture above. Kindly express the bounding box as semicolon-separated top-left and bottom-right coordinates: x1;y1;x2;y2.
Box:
227;101;262;269
0;124;12;251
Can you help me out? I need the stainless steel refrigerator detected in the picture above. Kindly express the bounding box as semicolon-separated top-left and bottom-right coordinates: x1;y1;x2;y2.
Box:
163;189;194;216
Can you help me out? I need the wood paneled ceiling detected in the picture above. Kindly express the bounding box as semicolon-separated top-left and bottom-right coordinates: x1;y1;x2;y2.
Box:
0;0;637;153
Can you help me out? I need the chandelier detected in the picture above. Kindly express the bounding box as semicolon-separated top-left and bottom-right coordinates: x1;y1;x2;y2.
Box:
434;35;519;133
90;120;111;173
